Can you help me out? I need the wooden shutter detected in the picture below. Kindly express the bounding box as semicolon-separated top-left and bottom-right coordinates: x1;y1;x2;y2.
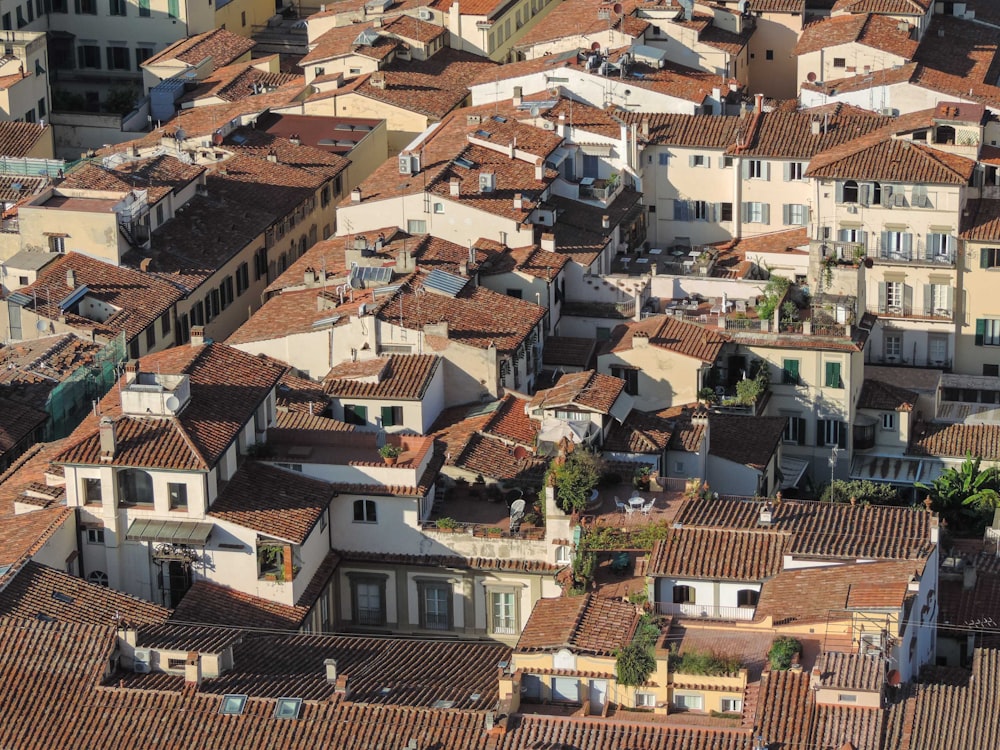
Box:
835;182;844;203
982;248;991;268
923;284;933;316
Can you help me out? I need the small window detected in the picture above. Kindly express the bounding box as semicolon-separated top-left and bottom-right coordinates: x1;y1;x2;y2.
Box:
658;153;668;166
720;202;733;222
781;359;800;385
319;508;329;533
343;404;368;425
168;483;188;510
273;697;302;720
160;312;171;336
145;326;155;349
980;248;1000;268
349;67;361;75
49;235;65;253
353;499;377;523
722;155;734;168
106;45;130;71
86;528;105;544
765;49;774;60
824;361;842;389
610;366;638;396
984;364;1000;377
673;585;695;604
721;698;743;713
220;694;248;715
881;413;895;431
635;693;656;707
838;693;857;703
380;405;403;427
506;288;523;299
88;570;108;586
674;693;704;710
167;658;186;670
433;202;444;214
109;0;125;14
83;477;102;505
736;589;759;607
747;160;764;179
833;57;846;68
555;545;571;564
138;0;149;15
407;219;427;234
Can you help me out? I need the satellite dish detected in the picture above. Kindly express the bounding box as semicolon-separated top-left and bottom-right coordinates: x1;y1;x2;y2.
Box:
612;2;622;13
737;0;749;13
548;87;560;97
165;395;180;412
510;499;526;519
887;670;901;687
591;41;601;51
35;320;47;332
530;106;541;117
513;445;530;460
807;71;817;82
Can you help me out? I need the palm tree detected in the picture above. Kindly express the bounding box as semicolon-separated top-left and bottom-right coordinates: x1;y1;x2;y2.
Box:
916;454;1000;533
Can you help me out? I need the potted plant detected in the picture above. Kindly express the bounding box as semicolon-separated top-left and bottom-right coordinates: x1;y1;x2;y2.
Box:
435;517;459;532
698;387;716;406
633;465;652;491
379;443;401;466
486;526;503;538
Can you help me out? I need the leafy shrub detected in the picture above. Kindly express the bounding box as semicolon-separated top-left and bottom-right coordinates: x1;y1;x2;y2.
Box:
669;649;741;676
616;641;656;686
820;479;901;505
768;637;802;671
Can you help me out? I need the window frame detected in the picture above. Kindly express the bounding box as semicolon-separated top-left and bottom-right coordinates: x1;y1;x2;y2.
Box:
417;579;453;631
352;498;377;524
86;527;105;544
349;573;387;626
488;588;518;635
168;482;188;510
343;404;368;426
82;477;102;505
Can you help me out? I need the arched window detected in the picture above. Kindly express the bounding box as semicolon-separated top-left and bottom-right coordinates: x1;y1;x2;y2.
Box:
353;499;377;523
672;585;695;604
737;589;759;608
843;180;859;203
88;570;109;587
118;468;153;506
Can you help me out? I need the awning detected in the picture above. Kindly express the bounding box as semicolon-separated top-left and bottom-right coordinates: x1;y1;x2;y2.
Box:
779;455;810;489
538;418;591;444
127;518;213;545
580;144;613;156
849;454;924;485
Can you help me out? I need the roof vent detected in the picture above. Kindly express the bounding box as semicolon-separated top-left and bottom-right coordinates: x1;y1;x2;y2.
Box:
758;502;773;527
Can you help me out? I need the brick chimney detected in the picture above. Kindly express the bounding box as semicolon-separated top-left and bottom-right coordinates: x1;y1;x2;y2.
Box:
124;359;139;384
190;326;205;346
450;177;461;196
513;193;523;211
540;233;555;252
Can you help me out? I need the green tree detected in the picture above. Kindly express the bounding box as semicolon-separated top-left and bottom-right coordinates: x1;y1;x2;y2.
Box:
756;275;791;323
547;450;601;513
916;455;1000;534
820;480;902;505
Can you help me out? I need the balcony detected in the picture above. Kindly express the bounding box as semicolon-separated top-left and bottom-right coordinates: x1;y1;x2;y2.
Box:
869;303;953;322
655;602;756;621
868;241;956;267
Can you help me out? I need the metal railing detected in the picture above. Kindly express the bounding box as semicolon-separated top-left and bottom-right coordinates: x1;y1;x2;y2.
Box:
655;602;756;621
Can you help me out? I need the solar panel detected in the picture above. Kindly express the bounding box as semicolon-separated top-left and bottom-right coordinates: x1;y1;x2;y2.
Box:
423;269;467;297
349;264;394;289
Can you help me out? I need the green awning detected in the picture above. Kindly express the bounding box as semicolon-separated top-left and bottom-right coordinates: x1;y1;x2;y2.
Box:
126;518;213;545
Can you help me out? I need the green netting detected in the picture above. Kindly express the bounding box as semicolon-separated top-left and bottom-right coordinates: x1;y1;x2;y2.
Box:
45;332;126;439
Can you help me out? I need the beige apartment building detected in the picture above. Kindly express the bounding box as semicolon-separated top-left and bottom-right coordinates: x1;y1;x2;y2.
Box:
0;31;49;123
957;198;1000;378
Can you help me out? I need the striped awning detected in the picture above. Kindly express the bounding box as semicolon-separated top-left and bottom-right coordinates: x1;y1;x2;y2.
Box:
126;518;213;545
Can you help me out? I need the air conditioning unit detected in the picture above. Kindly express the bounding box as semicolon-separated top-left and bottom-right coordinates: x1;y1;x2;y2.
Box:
398;154;412;175
541;121;555;130
846;205;858;214
133;648;152;673
417;7;432;19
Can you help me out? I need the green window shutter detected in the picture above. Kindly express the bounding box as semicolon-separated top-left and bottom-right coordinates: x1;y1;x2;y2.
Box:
789;359;799;383
825;362;841;388
982;248;991;268
976;319;986;346
168;0;178;16
381;406;395;427
139;0;149;14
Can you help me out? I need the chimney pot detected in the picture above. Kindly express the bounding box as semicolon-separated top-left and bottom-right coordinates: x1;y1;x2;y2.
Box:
641;118;649;138
66;268;76;289
305;267;317;285
124;360;139;384
754;93;763;114
184;652;202;689
601;214;610;230
190;326;206;347
351;188;362;202
513;85;522;107
513;192;523;210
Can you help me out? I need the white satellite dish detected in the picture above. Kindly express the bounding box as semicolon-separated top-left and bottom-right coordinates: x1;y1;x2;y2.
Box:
35;320;47;332
510;498;526;520
165;395;180;413
530;106;541;117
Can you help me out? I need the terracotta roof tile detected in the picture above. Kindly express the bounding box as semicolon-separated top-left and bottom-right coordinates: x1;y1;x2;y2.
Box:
911;16;1000;109
57;343;285;471
960;198;1000;241
547;188;643;267
608;315;727;363
227;286;364;346
603;410;674;453
0;335;104;412
15;252;184;343
908;421;1000;461
481;394;537;445
541;336;596;369
60;155;205;204
209;461;335;544
0;121;50;157
674;495;934;560
0;507;73;585
648;528;787;581
0;396;48;456
515;0;648;48
709;413;786;471
180;57;301;105
324;354;441;400
813;703;884;750
832;0;930;13
754;670;814;749
170;579;308;630
516;594;640;656
454;433;547;482
0;560;170;626
382;14;448;43
817;651;884;691
0;439;67;515
795;13;918;58
654;404;707;452
276;371;330;414
529;370;625;415
858;380;918;411
806;138;975;184
754;561;922;625
300;21;398;66
339;547;561;573
373;269;545;353
729;105;888;160
143;28;255;71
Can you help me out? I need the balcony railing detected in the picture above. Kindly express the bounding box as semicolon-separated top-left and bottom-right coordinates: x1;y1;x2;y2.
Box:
655;602;756;621
356;608;385;626
869;304;953;321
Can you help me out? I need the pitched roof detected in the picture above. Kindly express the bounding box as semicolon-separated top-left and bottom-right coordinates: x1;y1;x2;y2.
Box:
754;561;922;624
817;651;884;691
59;155;205;204
0;334;104;412
0;121;50;157
179;57;302;105
480;394;537;446
858;380;918;411
622;112;740;148
324;355;441;400
209;461;335;544
15;252;184;343
648;528;787;581
454;432;548;482
806;138;976;184
960;198;1000;242
227;286;365;346
674;495;934;560
0;439;67;515
516;594;640;656
832;0;930;11
709;414;786;471
795;13;918;58
0;507;72;570
528;370;626;414
603;410;674;453
0;396;48;456
541;336;596;369
56;343;285;471
908;421;1000;461
372;270;545;353
515;0;648;48
0;561;170;626
300;21;398;66
655;404;708;453
606;315;727;363
170;579;309;630
911;15;1000;109
143;27;255;71
727;105;888;160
